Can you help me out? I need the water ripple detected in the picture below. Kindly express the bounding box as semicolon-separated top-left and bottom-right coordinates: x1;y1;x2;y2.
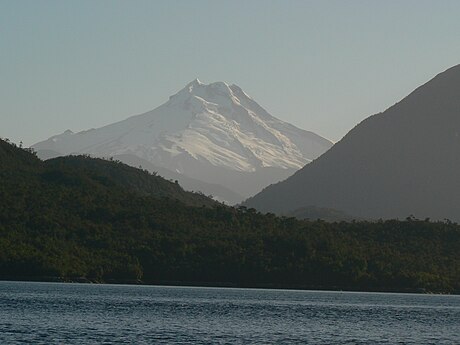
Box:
0;282;459;344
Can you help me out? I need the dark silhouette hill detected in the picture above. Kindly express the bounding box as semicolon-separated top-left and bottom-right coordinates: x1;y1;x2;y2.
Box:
244;64;460;222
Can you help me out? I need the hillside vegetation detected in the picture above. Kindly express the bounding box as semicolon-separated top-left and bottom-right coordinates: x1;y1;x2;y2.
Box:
0;139;459;293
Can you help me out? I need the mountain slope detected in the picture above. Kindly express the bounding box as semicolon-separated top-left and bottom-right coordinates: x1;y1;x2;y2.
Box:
44;156;218;207
34;150;243;205
244;64;460;222
32;80;332;201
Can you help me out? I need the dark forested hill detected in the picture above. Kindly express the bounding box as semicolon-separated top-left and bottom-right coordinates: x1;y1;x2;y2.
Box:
0;138;41;169
44;156;217;207
0;139;216;207
1;139;460;293
244;64;460;222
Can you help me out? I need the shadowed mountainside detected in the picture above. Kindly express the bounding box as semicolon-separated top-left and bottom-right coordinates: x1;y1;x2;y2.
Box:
244;64;460;222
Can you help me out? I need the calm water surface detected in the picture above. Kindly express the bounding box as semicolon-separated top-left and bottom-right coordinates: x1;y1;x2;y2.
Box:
0;281;459;344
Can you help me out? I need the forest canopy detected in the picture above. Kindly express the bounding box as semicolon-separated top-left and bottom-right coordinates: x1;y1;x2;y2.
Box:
0;139;459;293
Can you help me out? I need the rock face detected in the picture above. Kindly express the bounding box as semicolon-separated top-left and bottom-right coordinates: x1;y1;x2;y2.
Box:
244;64;460;222
33;79;332;203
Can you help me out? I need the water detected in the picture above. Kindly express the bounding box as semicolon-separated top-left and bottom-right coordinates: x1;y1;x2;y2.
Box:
0;281;459;344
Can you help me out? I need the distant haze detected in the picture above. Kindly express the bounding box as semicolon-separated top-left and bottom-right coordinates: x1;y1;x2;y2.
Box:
1;1;460;146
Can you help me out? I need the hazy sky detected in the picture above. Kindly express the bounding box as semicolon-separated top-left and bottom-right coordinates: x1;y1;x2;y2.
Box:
2;0;460;146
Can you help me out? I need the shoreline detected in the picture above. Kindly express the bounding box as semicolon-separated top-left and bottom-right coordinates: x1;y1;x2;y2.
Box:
1;276;457;295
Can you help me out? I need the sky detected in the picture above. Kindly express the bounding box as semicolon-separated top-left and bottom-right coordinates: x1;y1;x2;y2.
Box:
1;0;460;146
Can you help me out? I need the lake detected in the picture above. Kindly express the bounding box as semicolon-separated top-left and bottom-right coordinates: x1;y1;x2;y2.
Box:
0;281;459;344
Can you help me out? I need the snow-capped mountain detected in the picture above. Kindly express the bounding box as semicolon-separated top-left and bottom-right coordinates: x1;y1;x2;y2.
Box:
33;79;332;202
